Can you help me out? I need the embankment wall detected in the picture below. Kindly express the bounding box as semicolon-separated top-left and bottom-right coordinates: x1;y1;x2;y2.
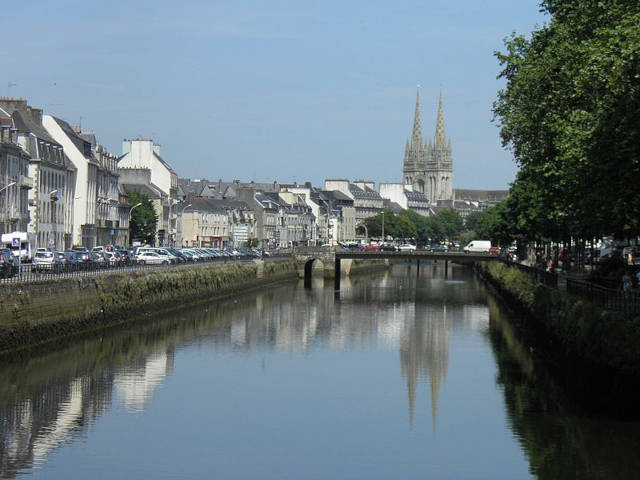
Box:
0;260;297;354
478;262;640;376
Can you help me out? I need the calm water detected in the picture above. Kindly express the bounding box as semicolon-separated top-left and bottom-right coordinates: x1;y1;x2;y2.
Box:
1;264;639;479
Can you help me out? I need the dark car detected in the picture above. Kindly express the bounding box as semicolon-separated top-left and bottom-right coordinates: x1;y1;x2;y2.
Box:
0;249;17;278
430;244;448;253
380;244;397;252
72;246;91;263
64;250;80;269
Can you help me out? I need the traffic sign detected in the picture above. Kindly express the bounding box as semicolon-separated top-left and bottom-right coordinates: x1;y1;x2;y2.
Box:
12;237;20;248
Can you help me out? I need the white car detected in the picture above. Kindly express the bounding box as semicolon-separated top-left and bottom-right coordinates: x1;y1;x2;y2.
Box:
398;244;417;251
136;251;169;265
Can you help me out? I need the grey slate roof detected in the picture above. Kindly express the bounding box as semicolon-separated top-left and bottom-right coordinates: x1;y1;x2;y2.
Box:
12;110;61;147
51;116;100;166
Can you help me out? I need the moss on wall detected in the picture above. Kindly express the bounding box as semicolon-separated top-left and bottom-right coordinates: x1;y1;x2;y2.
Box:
0;260;297;354
478;262;640;375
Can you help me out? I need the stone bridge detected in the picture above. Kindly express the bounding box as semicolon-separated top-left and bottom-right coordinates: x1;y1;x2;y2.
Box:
293;247;500;290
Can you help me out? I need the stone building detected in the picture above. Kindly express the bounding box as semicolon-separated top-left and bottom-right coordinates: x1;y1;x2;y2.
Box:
402;89;453;203
181;198;254;247
0;103;33;239
118;139;178;246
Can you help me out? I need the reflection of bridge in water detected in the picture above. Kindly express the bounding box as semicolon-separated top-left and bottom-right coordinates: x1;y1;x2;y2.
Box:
295;247;500;290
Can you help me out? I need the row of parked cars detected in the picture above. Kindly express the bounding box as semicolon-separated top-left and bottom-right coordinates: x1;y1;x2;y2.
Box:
27;245;266;273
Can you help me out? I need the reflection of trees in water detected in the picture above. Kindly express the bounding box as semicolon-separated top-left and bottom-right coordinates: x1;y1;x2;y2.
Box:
488;297;640;480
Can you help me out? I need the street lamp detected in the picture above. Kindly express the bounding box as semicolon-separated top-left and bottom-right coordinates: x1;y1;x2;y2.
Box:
180;203;193;247
129;202;143;217
0;181;16;194
128;202;143;245
381;211;385;242
49;190;59;249
1;182;17;232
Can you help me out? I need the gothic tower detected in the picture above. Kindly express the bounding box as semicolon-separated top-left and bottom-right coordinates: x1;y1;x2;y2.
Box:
402;89;454;203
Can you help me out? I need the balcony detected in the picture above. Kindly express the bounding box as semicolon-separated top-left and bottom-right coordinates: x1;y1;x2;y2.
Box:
19;175;34;189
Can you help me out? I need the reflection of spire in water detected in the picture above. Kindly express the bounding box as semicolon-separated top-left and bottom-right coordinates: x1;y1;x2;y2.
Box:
400;302;450;429
114;352;173;412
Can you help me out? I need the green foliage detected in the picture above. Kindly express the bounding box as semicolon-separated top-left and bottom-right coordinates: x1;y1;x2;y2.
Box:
480;261;640;374
125;189;158;245
242;238;260;248
493;3;640;241
429;208;464;241
364;209;417;239
400;209;433;241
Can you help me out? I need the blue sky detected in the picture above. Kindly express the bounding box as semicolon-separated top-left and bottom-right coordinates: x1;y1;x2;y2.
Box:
3;1;546;189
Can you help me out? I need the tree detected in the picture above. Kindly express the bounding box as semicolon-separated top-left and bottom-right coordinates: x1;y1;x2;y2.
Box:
126;189;158;245
364;209;417;240
429;208;464;241
494;2;640;241
399;209;433;242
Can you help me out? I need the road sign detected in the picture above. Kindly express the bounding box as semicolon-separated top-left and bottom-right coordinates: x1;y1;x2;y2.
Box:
12;237;20;248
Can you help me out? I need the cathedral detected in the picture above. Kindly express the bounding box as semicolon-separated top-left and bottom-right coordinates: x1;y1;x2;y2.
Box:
402;89;453;203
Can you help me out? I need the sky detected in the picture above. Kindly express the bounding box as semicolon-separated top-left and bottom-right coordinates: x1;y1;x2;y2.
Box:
3;1;547;190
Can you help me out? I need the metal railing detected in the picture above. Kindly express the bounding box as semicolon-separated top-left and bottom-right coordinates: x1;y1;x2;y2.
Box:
501;258;640;313
507;261;559;288
0;254;291;285
566;278;640;314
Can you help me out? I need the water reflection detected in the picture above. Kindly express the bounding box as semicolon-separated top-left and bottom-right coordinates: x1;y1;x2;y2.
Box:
488;297;640;480
2;265;485;476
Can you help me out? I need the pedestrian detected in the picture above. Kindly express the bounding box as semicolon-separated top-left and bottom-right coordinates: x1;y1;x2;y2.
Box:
622;272;632;292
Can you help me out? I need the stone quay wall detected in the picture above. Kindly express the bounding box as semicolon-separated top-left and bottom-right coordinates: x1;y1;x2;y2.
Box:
477;261;640;376
0;259;297;354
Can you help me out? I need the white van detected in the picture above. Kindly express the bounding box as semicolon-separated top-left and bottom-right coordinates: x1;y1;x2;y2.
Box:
2;231;36;262
464;240;492;253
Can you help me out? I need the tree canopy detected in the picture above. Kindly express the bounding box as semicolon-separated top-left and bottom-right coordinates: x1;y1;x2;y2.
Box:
125;189;158;245
493;1;640;241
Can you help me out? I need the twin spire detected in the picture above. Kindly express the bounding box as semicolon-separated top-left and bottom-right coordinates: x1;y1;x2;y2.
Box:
409;87;448;151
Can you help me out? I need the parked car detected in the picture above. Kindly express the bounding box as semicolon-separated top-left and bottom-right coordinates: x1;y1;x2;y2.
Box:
137;251;169;265
398;244;417;252
489;246;500;255
90;251;108;268
430;244;448;252
0;248;17;278
32;251;59;272
380;244;397;252
362;244;381;251
64;250;80;269
72;247;91;263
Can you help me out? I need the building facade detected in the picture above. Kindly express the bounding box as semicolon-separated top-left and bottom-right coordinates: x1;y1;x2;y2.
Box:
118;139;178;246
402;89;453;203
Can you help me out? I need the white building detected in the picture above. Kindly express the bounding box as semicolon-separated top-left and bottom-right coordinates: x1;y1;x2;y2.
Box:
118;139;178;246
43;115;102;248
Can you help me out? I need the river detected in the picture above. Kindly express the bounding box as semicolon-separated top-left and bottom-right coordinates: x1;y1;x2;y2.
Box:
1;263;639;479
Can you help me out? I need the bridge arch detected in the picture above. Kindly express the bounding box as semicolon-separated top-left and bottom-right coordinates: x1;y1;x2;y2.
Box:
303;258;324;288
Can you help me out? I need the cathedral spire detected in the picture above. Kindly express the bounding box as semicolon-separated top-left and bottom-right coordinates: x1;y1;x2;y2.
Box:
411;87;423;148
434;89;446;148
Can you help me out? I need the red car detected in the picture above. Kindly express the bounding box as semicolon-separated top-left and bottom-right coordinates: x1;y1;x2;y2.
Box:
362;244;381;251
489;247;500;255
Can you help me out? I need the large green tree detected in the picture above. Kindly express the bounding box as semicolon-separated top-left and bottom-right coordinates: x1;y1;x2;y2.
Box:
493;1;640;241
125;189;158;245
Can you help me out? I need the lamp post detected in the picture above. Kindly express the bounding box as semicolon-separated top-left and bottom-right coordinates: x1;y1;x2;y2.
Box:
129;202;143;245
49;190;59;250
180;203;193;247
381;211;385;243
1;181;16;233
